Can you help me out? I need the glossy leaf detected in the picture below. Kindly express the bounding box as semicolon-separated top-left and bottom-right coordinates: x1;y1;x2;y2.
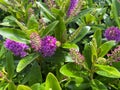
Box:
17;85;32;90
68;24;84;42
60;63;83;78
90;39;97;62
8;82;16;90
0;45;6;59
31;83;45;90
72;26;90;43
36;1;55;19
28;62;42;85
2;16;17;26
62;42;79;50
55;16;66;41
21;62;42;85
111;0;120;27
15;20;27;30
41;21;59;37
0;28;29;43
93;29;102;48
83;43;92;69
0;0;9;5
16;53;39;72
45;73;62;90
95;64;120;78
98;41;116;57
6;51;15;79
90;79;107;90
27;15;39;30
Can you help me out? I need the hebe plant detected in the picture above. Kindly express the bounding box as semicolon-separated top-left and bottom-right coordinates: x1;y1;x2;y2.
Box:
0;0;120;90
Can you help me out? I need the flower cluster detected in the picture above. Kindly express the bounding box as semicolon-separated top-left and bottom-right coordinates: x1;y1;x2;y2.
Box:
67;0;82;17
30;32;41;51
4;39;29;57
4;35;57;57
107;46;120;64
44;0;56;8
40;36;57;57
104;26;120;42
69;48;84;64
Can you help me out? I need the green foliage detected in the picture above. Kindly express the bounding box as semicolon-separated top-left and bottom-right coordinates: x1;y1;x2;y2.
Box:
0;28;29;43
6;51;15;79
17;85;32;90
31;83;45;90
90;79;107;90
27;15;39;30
16;53;39;72
60;63;83;78
41;21;59;37
95;64;120;78
98;41;116;57
0;0;120;90
45;73;62;90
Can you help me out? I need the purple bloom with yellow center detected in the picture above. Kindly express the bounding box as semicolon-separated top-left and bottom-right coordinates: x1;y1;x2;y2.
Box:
40;36;57;57
104;26;120;42
4;39;29;57
67;0;79;17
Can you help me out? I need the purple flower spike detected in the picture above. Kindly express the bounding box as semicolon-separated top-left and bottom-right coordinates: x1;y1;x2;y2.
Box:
69;48;84;65
30;32;41;51
40;36;57;57
4;39;29;57
67;0;79;17
104;26;120;42
107;46;120;64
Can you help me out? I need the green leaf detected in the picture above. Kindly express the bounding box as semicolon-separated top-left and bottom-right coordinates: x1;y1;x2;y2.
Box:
83;43;92;69
68;24;84;42
66;82;90;90
98;41;116;57
0;0;9;6
90;79;108;90
0;82;8;90
27;15;39;30
85;13;96;24
31;83;45;90
95;64;120;78
90;39;97;62
55;16;66;41
16;53;39;72
111;0;120;27
41;21;59;37
8;82;16;90
29;62;42;85
17;85;32;90
0;28;29;43
44;49;68;63
70;8;93;23
0;45;6;59
3;16;17;26
36;2;55;19
60;63;83;78
6;51;15;79
88;0;93;7
15;20;27;30
72;26;90;43
45;73;62;90
62;43;79;50
93;29;102;48
21;62;42;85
